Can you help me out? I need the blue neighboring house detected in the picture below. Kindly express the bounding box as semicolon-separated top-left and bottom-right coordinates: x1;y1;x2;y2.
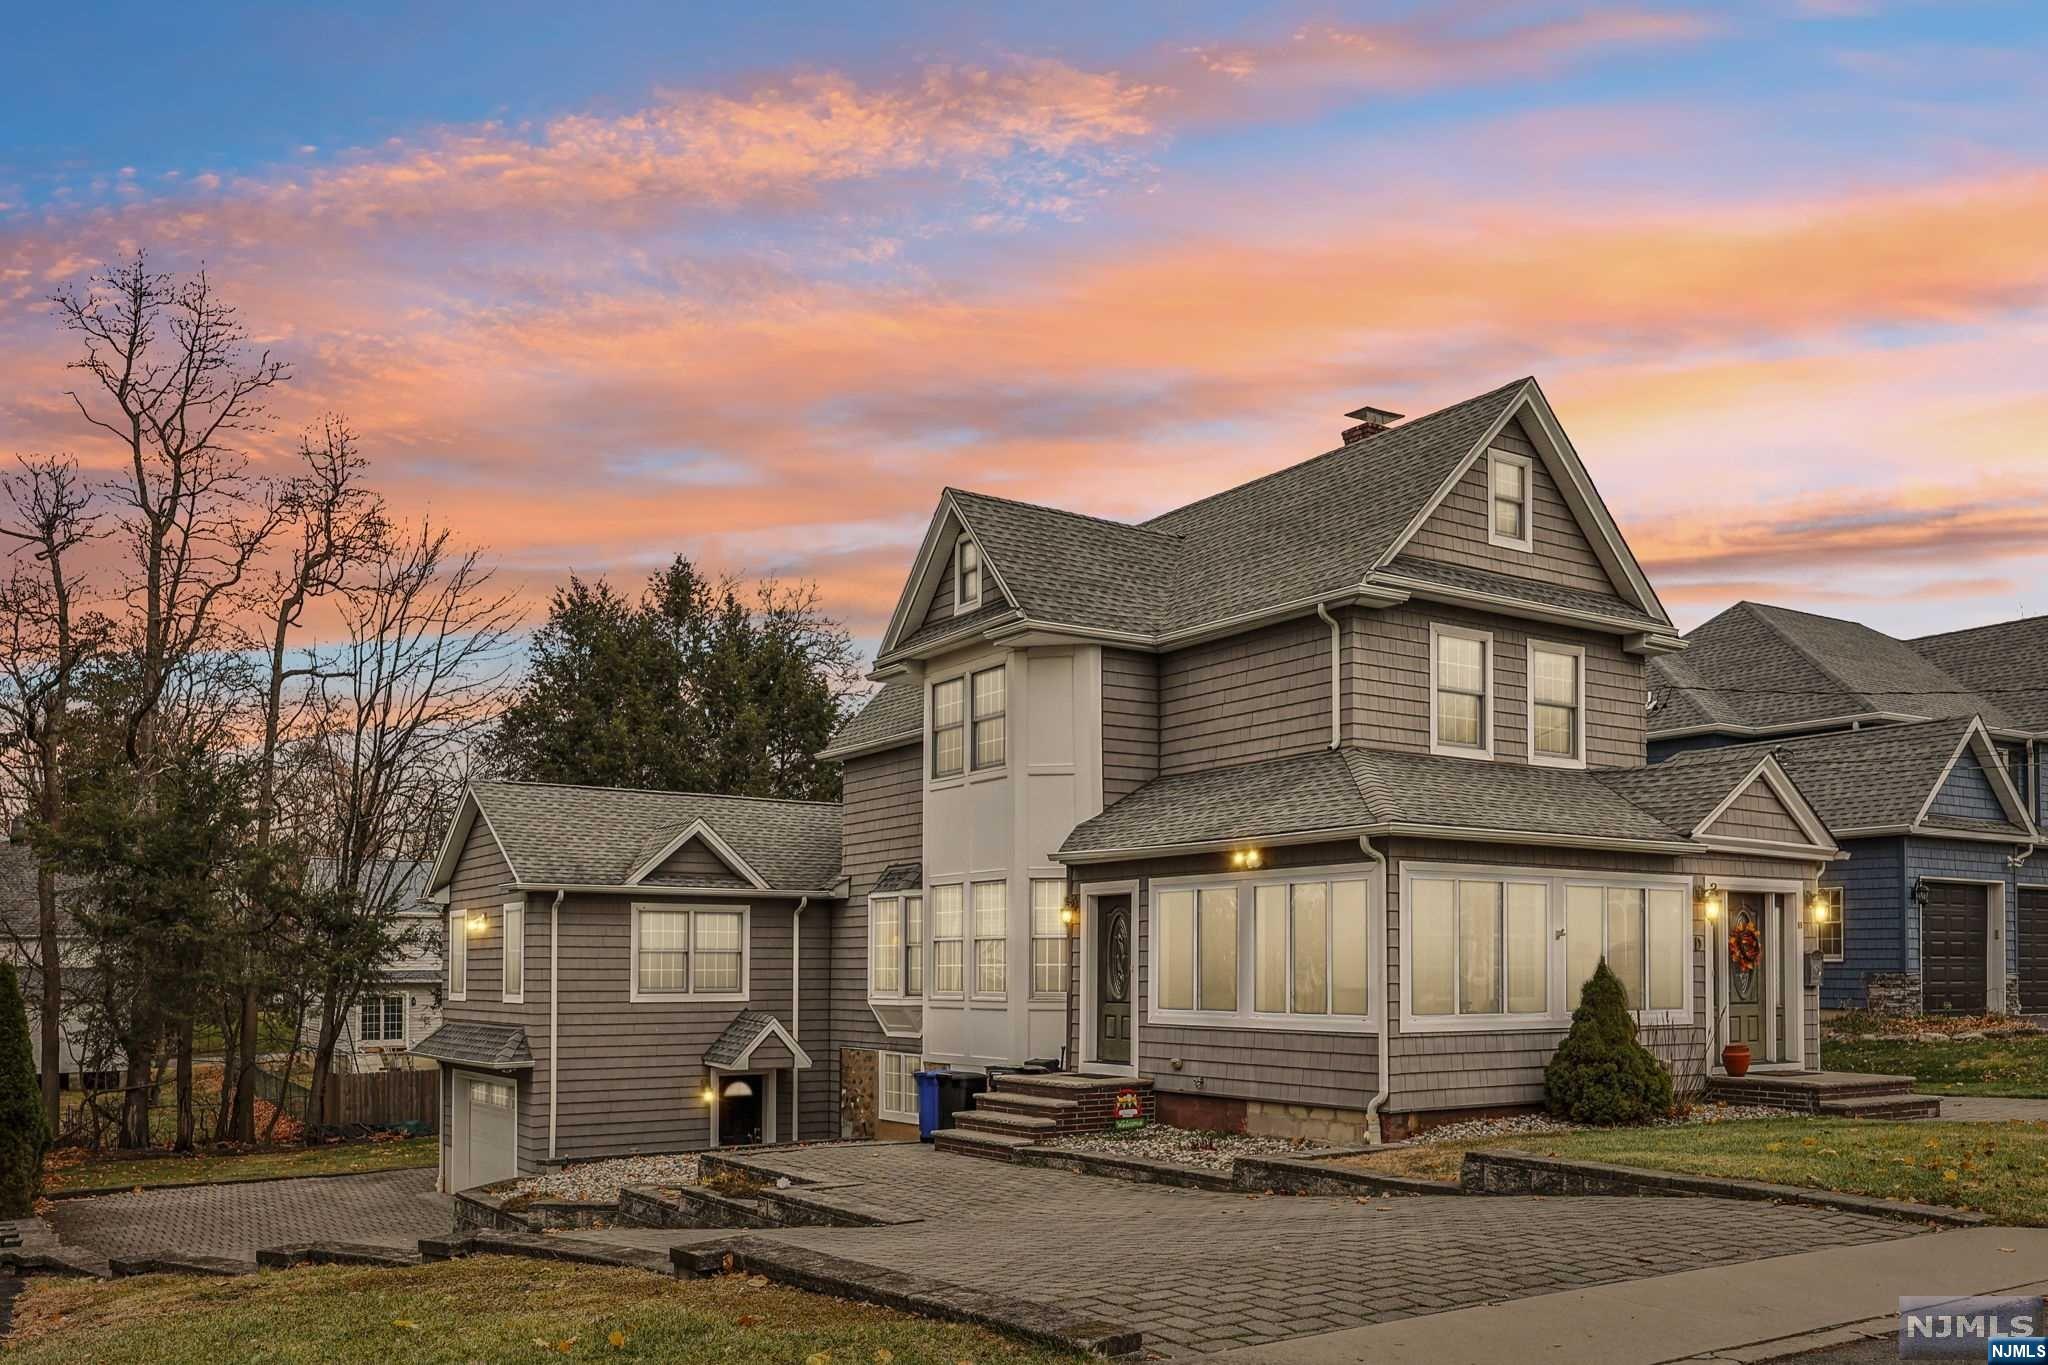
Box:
1648;603;2045;1016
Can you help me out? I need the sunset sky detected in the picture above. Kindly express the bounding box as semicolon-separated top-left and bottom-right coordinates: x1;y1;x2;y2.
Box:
3;1;2044;655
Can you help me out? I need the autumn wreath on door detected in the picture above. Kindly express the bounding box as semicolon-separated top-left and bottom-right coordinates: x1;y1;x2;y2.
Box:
1728;925;1762;974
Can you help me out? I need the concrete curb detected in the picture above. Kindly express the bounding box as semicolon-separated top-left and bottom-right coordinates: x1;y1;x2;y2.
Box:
254;1241;424;1270
107;1252;255;1278
1460;1149;1991;1226
676;1235;1142;1357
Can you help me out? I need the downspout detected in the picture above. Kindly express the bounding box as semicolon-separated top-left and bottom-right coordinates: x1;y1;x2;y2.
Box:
792;896;808;1142
1316;602;1343;749
548;890;563;1161
1357;835;1390;1144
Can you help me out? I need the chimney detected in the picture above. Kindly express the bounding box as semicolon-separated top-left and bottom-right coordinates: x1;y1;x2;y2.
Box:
1341;405;1403;445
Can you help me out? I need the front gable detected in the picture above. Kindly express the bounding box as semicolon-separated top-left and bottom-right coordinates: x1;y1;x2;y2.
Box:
1929;747;2005;823
627;820;768;889
427;789;519;902
1700;774;1810;845
875;496;1012;657
1375;382;1673;631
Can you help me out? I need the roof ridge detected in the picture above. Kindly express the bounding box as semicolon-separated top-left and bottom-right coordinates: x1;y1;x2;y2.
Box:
946;486;1184;543
1738;601;1868;701
477;779;840;809
1138;377;1531;531
1657;714;1974;766
1911;612;2048;644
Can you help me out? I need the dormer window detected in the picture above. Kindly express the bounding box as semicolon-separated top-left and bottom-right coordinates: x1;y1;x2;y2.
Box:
954;535;982;612
1488;451;1533;551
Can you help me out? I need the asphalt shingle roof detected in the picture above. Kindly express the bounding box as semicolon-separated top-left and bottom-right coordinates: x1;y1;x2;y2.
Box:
1650;602;2012;737
1379;555;1666;632
872;862;923;894
472;782;842;891
1057;746;1693;858
1913;615;2048;734
703;1009;808;1069
1653;717;2027;836
411;1020;532;1070
822;677;922;757
1594;750;1807;841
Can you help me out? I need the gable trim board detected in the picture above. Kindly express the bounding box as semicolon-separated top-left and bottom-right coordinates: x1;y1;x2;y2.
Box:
427;790;522;902
625;820;769;890
1692;758;1839;855
1914;720;2036;832
874;493;1020;661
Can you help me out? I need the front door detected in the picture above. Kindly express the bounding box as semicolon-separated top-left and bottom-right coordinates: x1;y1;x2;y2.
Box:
1095;894;1133;1065
1923;882;1989;1015
2021;887;2048;1014
1726;892;1769;1052
717;1073;765;1146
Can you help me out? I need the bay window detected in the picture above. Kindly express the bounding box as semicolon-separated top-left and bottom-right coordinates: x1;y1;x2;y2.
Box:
930;884;964;995
870;893;922;998
1404;865;1691;1030
972;880;1007;996
1030;878;1068;997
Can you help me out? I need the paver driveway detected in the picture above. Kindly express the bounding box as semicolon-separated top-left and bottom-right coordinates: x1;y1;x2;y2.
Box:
47;1168;450;1266
568;1143;1924;1357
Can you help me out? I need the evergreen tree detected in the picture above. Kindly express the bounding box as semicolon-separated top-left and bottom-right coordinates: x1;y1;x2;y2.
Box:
485;557;856;799
0;959;48;1215
1543;961;1675;1125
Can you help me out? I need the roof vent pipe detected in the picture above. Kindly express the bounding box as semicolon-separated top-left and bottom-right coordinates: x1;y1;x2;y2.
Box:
1341;406;1403;445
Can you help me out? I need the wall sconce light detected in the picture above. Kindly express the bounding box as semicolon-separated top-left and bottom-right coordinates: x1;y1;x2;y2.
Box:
699;1077;718;1104
1807;892;1831;924
465;909;489;936
1911;876;1929;910
1698;883;1723;922
1060;896;1079;933
1229;848;1264;870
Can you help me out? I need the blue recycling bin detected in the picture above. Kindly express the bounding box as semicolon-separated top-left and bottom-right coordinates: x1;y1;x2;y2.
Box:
914;1067;944;1141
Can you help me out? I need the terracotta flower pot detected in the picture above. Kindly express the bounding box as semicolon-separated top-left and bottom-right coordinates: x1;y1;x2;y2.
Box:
1721;1043;1752;1078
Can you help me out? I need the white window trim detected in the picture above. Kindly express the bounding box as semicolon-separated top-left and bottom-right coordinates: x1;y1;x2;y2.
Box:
1429;623;1496;760
1398;861;1694;1035
502;900;525;1004
953;532;982;614
876;1051;925;1124
927;882;966;1000
360;994;408;1045
1817;886;1846;963
867;894;923;1002
628;902;751;1003
1487;449;1535;552
1146;866;1380;1035
1526;638;1588;770
970;879;1008;1001
1029;877;1069;1001
447;909;467;1002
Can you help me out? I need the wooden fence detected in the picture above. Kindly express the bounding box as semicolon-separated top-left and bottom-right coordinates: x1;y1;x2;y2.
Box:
257;1066;438;1134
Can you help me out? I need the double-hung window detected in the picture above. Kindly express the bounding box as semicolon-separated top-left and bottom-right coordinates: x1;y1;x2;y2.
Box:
1528;641;1585;767
1029;879;1068;997
502;901;525;1002
954;535;981;611
1489;451;1533;550
1431;625;1493;757
877;1052;925;1123
971;666;1006;770
359;994;406;1044
972;881;1007;997
1816;886;1845;962
930;884;964;995
870;894;924;998
631;905;747;1001
931;679;966;778
447;910;467;1001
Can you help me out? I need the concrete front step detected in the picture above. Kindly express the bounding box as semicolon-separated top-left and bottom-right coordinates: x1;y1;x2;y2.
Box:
933;1127;1036;1161
976;1091;1082;1119
1705;1071;1919;1112
955;1109;1059;1138
1817;1094;1943;1120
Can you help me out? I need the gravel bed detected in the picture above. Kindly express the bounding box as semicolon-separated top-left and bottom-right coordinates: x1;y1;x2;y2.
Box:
1037;1127;1319;1172
510;1153;702;1203
1410;1102;1789;1147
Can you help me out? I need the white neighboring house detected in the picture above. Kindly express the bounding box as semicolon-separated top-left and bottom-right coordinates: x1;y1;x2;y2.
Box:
316;858;447;1073
0;837;102;1085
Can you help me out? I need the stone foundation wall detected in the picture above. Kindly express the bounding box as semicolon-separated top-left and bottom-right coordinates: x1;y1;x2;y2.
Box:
1866;972;1920;1016
839;1048;879;1139
2007;978;2023;1016
1244;1099;1373;1146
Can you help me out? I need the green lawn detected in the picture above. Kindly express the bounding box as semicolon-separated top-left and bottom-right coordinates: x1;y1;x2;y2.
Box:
1339;1118;2048;1223
1821;1032;2048;1097
3;1256;1083;1365
45;1136;438;1194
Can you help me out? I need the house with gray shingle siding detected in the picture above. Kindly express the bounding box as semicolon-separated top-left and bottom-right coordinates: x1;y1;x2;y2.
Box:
423;377;1871;1183
1647;603;2045;1016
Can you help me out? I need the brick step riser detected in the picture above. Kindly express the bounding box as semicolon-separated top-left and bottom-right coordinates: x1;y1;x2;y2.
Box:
933;1131;1019;1162
988;1079;1158;1135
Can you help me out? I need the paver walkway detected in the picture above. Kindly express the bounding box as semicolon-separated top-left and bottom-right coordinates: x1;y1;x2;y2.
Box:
1923;1095;2048;1122
46;1168;449;1265
566;1143;1924;1358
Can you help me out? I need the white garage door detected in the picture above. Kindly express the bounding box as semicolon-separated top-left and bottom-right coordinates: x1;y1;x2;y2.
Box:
451;1072;518;1191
